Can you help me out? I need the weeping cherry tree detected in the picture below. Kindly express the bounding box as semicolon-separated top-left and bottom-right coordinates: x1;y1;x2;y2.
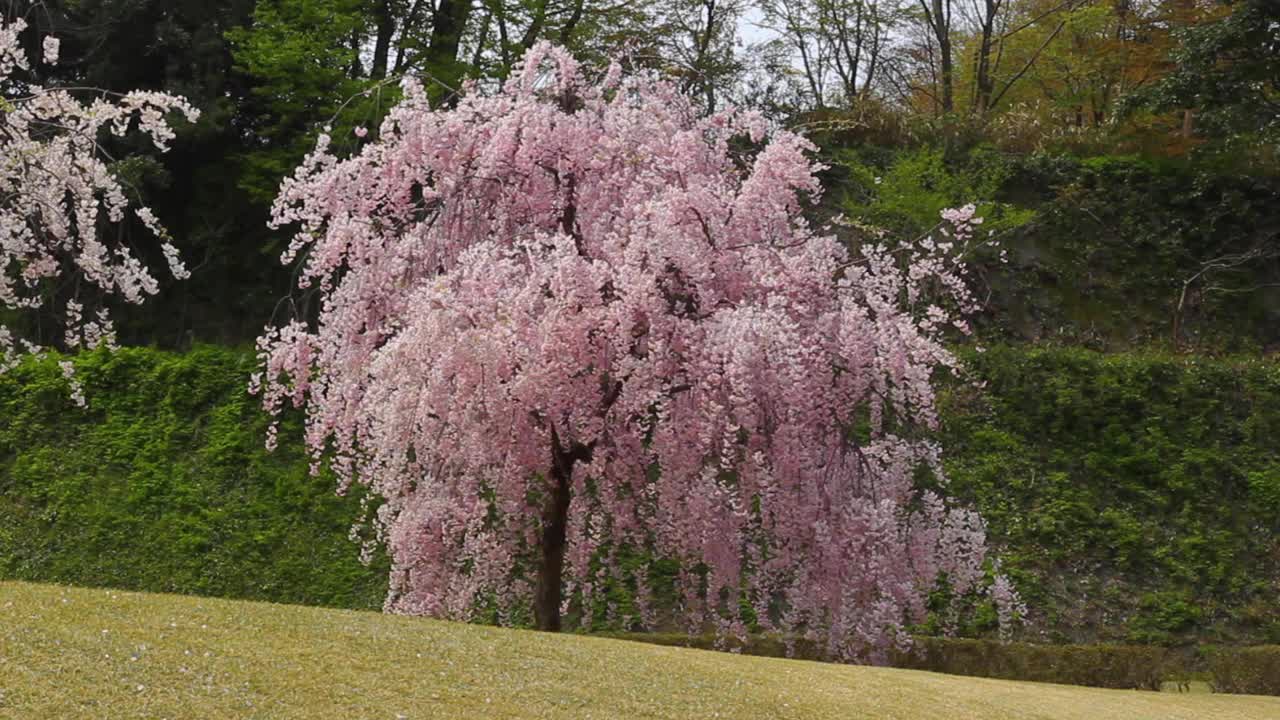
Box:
253;43;1018;662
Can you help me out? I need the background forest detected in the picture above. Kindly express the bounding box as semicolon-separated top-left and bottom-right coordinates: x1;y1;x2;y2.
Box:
1;0;1278;659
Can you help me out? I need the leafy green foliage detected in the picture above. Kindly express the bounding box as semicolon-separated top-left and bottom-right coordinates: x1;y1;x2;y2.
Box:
831;145;1036;238
0;347;386;609
940;346;1280;644
226;0;395;204
9;0;285;347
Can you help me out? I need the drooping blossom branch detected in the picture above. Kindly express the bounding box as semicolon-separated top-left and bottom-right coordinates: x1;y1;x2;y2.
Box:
0;17;199;385
254;43;1019;662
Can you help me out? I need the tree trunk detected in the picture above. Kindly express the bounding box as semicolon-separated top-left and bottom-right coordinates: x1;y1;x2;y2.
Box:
393;0;428;73
1172;280;1191;351
558;0;586;46
426;0;474;92
535;428;589;632
939;35;953;112
370;0;395;79
534;458;571;631
519;0;549;49
973;2;997;113
932;0;953;112
349;28;364;78
471;8;492;71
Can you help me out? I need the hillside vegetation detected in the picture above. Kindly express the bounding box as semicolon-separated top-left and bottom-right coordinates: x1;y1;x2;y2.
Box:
828;149;1280;351
940;347;1280;644
0;347;386;609
3;581;1279;719
2;346;1277;646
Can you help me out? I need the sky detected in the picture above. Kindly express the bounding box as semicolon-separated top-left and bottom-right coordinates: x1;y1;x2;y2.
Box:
738;6;776;47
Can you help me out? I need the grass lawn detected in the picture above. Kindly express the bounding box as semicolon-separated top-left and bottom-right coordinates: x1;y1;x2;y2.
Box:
1;581;1277;719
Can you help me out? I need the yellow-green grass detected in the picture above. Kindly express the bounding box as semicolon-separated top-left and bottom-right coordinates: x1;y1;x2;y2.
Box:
1;582;1277;720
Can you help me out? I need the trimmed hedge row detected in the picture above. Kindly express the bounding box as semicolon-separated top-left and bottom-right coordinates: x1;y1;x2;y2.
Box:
601;633;1280;695
893;637;1167;691
592;632;824;662
598;633;1167;690
1208;645;1280;695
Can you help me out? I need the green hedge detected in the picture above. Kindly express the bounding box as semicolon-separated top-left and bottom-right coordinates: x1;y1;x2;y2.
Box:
604;633;1280;696
894;637;1168;690
592;631;824;662
939;346;1280;645
1208;645;1280;695
0;346;387;609
598;633;1175;691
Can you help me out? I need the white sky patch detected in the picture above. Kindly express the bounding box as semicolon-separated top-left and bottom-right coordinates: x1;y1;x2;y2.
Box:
738;6;777;47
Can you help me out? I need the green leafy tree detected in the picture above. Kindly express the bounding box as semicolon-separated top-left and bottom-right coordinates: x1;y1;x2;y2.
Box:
228;0;373;203
1136;0;1280;149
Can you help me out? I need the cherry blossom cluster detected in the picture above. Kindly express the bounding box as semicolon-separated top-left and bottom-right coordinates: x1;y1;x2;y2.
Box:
989;568;1027;641
1;18;198;383
255;43;1018;661
939;203;982;239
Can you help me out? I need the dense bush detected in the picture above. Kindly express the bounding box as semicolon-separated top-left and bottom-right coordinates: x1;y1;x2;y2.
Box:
592;631;824;662
829;145;1037;239
606;632;1280;697
940;346;1280;644
1207;645;1280;695
0;346;387;609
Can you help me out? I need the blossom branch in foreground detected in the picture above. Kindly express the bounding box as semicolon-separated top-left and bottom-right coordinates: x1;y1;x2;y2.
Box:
0;18;199;387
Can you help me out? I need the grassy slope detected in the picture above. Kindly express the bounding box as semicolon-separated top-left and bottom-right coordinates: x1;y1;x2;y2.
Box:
1;583;1277;719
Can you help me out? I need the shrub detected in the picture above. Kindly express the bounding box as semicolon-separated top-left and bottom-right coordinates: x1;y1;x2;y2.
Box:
601;633;1177;691
1208;645;1280;695
592;632;825;662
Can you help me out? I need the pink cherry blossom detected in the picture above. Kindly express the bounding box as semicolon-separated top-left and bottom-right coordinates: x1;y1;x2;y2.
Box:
255;43;1015;662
